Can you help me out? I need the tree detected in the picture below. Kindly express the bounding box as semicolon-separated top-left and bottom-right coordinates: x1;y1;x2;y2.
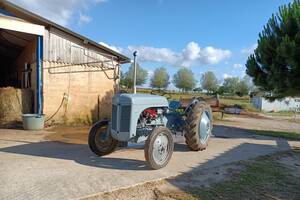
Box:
120;63;148;88
173;68;196;91
222;77;239;95
221;76;250;96
246;0;300;99
200;71;218;93
217;85;226;95
150;67;170;89
236;80;249;96
119;71;127;88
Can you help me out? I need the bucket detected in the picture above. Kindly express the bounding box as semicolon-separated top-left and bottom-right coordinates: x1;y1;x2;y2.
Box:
22;114;45;130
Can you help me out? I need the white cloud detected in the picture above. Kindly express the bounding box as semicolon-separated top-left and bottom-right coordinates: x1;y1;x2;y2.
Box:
99;42;123;53
127;46;177;63
233;63;243;68
127;41;231;67
223;73;232;79
78;13;92;25
97;41;231;67
241;43;258;56
9;0;105;26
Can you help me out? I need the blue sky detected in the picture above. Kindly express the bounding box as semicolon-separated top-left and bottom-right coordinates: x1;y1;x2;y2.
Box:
11;0;292;88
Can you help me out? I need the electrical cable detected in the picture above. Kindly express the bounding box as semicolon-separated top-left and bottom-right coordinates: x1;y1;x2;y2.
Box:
45;96;65;122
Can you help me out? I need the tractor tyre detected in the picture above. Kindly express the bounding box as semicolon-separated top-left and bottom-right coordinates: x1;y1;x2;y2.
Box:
88;120;119;156
144;127;174;170
185;101;213;151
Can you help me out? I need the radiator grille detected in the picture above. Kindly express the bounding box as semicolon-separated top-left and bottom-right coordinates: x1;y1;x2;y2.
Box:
120;105;131;132
111;104;117;131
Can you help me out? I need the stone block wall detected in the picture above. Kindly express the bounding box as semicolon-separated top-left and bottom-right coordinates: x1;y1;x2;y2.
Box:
43;61;118;125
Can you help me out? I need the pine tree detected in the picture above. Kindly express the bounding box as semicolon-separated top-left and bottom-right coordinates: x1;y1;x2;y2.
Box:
246;0;300;99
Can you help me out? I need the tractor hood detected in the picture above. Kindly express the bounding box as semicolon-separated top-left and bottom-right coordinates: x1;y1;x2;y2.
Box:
112;93;168;107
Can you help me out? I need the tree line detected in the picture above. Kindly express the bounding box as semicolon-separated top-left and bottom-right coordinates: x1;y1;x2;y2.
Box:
120;63;253;96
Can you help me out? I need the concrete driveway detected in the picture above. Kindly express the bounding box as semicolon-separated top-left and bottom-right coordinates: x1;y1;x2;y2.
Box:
0;125;299;200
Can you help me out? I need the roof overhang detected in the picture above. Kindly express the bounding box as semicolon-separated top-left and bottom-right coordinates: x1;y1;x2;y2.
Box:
0;14;44;36
0;0;130;64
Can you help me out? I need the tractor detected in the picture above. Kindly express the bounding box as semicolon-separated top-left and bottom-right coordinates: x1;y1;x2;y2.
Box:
88;52;213;169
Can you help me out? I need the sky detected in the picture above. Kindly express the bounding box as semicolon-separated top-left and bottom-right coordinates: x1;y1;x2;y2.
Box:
10;0;292;88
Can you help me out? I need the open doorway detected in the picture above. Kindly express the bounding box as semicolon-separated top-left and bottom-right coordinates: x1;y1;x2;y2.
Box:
0;29;36;88
0;28;37;125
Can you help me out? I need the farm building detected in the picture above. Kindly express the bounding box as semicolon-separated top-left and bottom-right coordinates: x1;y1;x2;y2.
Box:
0;0;130;125
251;96;300;112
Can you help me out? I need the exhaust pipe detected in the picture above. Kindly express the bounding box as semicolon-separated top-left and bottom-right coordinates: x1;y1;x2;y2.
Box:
133;51;137;94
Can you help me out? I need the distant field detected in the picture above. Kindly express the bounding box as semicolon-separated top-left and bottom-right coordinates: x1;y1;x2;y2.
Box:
137;88;209;100
137;88;258;112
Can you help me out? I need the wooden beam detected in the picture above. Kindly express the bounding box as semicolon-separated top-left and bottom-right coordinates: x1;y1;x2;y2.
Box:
0;15;44;36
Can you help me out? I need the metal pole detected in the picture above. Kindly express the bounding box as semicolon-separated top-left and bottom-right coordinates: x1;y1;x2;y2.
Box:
133;51;137;94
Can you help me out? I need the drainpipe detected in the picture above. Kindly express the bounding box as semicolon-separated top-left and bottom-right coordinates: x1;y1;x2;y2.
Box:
36;36;43;114
133;51;137;94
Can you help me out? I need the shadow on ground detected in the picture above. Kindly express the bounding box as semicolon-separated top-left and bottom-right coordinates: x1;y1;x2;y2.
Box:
0;125;291;173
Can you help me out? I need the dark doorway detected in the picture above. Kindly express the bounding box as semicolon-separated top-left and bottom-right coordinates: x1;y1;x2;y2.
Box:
0;29;36;88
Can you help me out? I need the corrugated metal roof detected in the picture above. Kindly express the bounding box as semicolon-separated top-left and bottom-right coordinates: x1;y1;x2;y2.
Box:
0;0;130;64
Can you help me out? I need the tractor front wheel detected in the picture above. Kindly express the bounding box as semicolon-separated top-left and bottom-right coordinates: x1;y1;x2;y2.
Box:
144;127;174;169
88;120;119;156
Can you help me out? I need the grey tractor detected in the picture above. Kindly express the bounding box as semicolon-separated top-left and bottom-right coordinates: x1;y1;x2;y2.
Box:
88;93;213;169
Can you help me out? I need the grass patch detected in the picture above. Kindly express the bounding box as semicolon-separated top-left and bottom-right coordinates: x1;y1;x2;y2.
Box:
253;130;300;141
193;151;300;200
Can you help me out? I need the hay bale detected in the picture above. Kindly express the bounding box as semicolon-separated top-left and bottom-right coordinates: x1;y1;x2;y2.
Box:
0;87;33;123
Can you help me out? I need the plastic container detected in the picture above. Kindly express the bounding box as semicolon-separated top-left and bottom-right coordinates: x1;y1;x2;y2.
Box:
22;114;45;130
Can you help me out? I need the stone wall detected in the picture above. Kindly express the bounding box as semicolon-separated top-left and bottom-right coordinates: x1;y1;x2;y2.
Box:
43;61;118;125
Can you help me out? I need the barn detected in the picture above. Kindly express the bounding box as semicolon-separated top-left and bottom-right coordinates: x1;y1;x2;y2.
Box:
0;0;130;125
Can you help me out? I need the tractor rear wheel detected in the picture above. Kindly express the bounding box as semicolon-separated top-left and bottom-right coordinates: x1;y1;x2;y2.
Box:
185;101;212;151
144;127;174;169
88;120;119;156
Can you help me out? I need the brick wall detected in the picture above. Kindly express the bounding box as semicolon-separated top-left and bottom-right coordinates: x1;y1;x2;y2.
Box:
43;61;118;125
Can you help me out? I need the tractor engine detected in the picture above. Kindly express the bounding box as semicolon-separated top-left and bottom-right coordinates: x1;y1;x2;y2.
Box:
139;108;166;126
142;109;158;122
